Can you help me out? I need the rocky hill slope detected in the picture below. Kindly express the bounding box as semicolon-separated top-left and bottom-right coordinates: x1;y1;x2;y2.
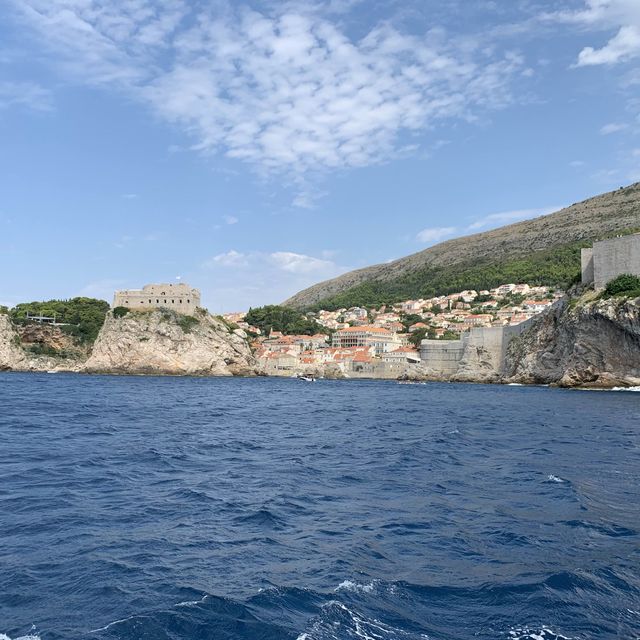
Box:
285;183;640;309
505;293;640;388
83;308;256;376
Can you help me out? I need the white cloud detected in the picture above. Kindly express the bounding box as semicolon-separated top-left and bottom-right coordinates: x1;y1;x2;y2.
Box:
416;205;561;246
600;122;628;134
268;251;335;274
199;247;348;309
204;250;249;268
416;226;458;244
467;206;559;230
548;1;640;66
570;159;586;167
122;193;138;199
12;2;525;185
0;81;53;111
224;215;239;225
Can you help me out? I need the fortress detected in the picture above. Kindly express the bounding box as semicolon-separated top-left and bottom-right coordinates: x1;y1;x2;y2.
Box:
582;233;640;289
113;283;201;314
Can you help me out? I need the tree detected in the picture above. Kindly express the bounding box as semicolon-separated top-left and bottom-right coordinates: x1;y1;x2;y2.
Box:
244;305;325;336
10;297;110;343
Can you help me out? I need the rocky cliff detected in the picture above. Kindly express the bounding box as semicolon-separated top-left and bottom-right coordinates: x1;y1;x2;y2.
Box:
83;308;256;376
505;293;640;388
0;314;26;370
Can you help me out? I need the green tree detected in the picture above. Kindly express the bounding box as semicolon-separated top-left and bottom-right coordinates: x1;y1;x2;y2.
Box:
10;297;110;343
245;305;325;336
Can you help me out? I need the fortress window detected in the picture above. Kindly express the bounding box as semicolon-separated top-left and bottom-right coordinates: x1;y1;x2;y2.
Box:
172;300;174;304
187;299;190;304
156;299;159;303
179;299;182;304
164;299;167;304
148;299;151;303
161;291;166;295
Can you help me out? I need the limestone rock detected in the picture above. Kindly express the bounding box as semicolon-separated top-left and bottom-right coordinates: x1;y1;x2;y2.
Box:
505;295;640;388
0;315;26;370
83;309;256;376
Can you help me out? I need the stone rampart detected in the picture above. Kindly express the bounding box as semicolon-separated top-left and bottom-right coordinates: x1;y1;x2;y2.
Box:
581;234;640;289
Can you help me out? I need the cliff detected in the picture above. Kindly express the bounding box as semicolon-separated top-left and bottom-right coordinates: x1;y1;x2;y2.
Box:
83;308;256;376
505;293;640;388
0;315;26;370
284;182;640;309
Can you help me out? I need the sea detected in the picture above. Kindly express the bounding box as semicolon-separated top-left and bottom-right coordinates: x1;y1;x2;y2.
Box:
1;373;640;640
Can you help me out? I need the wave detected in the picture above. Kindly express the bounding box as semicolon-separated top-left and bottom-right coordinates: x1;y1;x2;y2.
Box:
0;629;41;640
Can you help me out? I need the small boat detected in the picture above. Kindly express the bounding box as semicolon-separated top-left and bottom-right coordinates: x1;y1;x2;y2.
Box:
297;374;316;382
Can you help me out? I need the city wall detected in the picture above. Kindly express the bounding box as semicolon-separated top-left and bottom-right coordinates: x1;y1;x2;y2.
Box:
420;317;537;378
582;234;640;289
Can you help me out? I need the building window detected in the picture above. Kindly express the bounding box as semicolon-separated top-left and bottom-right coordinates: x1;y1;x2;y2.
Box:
171;300;174;304
164;299;167;304
187;299;190;304
148;299;151;303
161;292;165;295
179;300;182;304
156;299;159;304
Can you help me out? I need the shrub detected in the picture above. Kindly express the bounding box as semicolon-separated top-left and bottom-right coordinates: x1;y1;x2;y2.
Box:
177;315;199;333
604;274;640;298
112;306;130;319
0;305;8;315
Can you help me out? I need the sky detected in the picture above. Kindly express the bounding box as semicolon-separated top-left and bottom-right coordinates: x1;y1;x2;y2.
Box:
1;0;639;312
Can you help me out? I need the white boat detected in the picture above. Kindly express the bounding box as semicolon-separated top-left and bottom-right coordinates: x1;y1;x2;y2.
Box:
297;375;316;382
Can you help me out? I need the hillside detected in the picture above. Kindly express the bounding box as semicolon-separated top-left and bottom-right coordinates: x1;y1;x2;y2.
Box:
284;183;640;309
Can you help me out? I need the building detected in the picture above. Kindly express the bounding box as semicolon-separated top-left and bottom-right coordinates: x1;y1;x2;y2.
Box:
582;234;640;289
331;325;401;354
113;283;201;314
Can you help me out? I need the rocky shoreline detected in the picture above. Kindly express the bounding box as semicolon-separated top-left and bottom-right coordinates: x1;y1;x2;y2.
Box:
2;292;640;389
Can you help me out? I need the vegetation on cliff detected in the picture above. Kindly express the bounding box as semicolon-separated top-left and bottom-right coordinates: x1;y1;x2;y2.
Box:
603;274;640;299
10;297;110;343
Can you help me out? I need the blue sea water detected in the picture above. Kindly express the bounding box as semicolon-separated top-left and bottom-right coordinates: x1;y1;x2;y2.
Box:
1;373;640;640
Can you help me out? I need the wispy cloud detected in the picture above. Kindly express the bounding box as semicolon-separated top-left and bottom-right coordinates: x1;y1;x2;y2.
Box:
0;81;53;112
200;247;348;309
11;1;525;195
416;226;457;244
416;205;561;244
204;250;249;268
223;215;239;225
600;122;628;135
467;206;560;230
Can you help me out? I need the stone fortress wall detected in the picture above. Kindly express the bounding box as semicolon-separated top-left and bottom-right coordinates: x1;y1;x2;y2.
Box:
113;283;201;315
420;317;537;377
582;233;640;289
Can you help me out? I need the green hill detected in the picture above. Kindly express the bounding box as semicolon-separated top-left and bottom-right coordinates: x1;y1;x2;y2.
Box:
284;183;640;310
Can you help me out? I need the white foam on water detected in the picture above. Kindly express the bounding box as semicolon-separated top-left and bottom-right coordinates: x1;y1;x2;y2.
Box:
611;386;640;392
88;615;140;633
509;625;574;640
334;579;376;594
297;600;429;640
547;475;565;483
0;632;41;640
175;594;209;607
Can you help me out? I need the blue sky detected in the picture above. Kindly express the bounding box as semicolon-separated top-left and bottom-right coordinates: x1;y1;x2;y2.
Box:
1;0;639;312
